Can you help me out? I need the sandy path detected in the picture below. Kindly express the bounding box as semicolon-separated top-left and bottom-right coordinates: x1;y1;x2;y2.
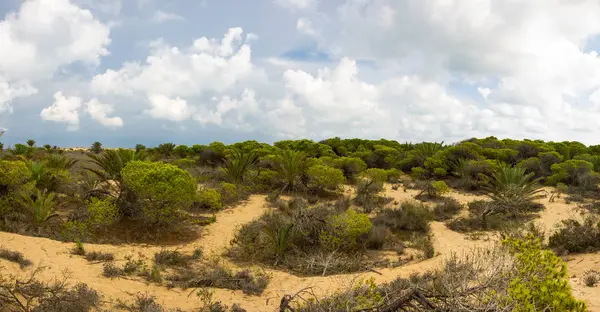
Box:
1;190;600;311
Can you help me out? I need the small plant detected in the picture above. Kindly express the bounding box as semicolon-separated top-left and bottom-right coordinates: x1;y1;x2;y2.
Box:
84;251;114;262
102;262;123;278
0;248;33;269
26;139;36;147
433;198;463;221
582;270;599;287
123;255;145;275
154;249;200;267
71;240;86;256
196;188;223;210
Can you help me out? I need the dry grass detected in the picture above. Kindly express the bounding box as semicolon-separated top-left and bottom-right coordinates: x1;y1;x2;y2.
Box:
0;248;33;269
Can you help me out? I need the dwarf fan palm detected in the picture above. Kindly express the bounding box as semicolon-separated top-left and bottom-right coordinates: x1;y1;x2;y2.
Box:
222;149;258;184
18;189;58;228
273;148;306;192
86;149;147;183
484;162;543;216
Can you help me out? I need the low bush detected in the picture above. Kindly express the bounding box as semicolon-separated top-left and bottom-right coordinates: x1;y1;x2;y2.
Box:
415;180;449;199
305;165;345;192
0;248;33;269
166;261;270;295
154;249;202;267
196;188;223;211
320;209;372;252
84;251;114;262
432;198;462;221
548;217;600;254
583;270;599;287
0;269;101;311
373;201;433;234
102;262;123;278
218;182;239;204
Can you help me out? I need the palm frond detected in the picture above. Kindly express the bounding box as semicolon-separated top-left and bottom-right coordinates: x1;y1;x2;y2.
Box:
222;149;258;184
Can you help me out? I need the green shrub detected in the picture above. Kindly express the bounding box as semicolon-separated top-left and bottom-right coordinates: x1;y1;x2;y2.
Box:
122;161;196;228
417;180;449;199
249;169;280;191
373;201;433;233
196;188;223;210
320;209;372;252
548;217;600;254
361;168;388;184
433;198;462;221
173;158;197;169
386;168;402;183
410;167;427;180
0;160;33;215
85;197;120;232
305;165;345;191
333;157;367;180
547;160;599;188
218;182;238;204
504;236;587;312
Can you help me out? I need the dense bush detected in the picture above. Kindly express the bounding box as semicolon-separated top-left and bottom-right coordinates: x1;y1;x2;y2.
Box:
196;188;223;210
305;165;345;192
320;209;372;252
122;161;196;229
432;198;463;221
373;201;433;233
548;217;600;254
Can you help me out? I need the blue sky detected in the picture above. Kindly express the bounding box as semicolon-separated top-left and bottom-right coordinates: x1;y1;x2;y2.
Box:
2;0;600;147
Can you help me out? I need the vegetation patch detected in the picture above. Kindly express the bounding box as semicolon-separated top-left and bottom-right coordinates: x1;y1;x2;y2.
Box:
0;248;32;269
84;251;114;262
548;216;600;254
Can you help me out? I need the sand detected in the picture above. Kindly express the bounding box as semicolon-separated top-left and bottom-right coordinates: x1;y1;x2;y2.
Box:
1;187;600;311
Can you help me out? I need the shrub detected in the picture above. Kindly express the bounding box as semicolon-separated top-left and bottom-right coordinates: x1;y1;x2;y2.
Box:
84;251;114;262
218;182;238;204
354;178;386;213
485;163;543;217
196;188;223;210
0;160;34;215
504;236;587;311
386;168;402;183
305;165;345;192
166;261;271;295
122;161;196;228
320;209;372;252
583;270;599;287
173;157;196;169
0;270;101;312
416;180;449;199
102;262;123;278
433;198;462;221
71;240;86;255
361;168;388;184
154;249;201;267
410;167;427;180
365;225;387;250
0;248;33;268
547;159;599;188
85;197;121;232
333;157;367;181
548;217;600;254
373;201;433;233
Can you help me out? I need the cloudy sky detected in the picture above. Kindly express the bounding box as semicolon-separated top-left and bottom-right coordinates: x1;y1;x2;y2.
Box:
2;0;600;147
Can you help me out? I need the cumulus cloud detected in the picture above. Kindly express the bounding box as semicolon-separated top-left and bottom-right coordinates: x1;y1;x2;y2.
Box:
91;27;253;98
85;98;124;128
0;0;110;114
40;92;82;131
152;10;185;23
146;95;193;121
296;18;317;36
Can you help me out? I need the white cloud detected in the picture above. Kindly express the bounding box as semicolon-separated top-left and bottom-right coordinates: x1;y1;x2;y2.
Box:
91;27;253;98
195;88;260;131
275;0;316;10
0;0;110;114
85;98;123;128
296;18;317;36
152;10;185;23
146;94;193;121
40;91;82;131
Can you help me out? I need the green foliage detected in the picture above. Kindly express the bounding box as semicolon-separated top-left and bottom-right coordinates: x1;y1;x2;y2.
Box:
11;143;35;157
333;157;367;181
548;217;600;254
385;168;402;182
85;197;121;232
173;145;191;158
410;167;427;180
173;157;197;169
504;236;587;312
197;188;223;210
547;159;598;188
219;182;238;204
17;189;58;228
222;149;258;184
26;140;36;147
305;165;345;191
373;201;433;233
86;149;147;183
320;209;372;252
273;148;305;191
90;142;103;154
122;161;196;228
485;162;543;216
361;168;388;184
157;143;176;157
45;154;77;170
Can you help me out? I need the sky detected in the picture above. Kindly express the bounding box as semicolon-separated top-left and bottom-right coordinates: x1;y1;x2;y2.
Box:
2;0;600;147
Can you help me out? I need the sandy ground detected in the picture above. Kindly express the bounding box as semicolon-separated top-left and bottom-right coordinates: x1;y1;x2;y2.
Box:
1;187;600;311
